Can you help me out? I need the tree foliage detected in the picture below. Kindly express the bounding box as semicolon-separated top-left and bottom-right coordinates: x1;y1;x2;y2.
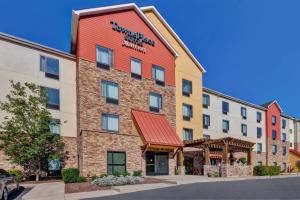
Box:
0;80;64;181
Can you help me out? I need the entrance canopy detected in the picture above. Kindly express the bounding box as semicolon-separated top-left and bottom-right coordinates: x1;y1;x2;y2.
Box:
184;137;255;165
132;109;183;148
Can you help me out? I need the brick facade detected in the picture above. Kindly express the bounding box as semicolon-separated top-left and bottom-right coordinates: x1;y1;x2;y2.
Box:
77;58;177;176
62;137;78;168
266;138;289;170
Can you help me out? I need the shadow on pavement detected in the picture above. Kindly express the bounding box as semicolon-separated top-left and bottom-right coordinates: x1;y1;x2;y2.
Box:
9;186;32;200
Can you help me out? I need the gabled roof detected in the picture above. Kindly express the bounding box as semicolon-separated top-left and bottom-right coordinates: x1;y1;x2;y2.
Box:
71;3;178;56
132;109;183;147
0;32;75;60
261;100;283;113
141;6;206;73
290;149;300;157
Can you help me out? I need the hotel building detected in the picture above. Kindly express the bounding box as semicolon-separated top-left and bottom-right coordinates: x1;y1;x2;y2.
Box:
0;3;299;177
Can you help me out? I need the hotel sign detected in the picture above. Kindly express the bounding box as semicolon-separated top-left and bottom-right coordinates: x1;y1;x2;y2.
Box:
110;21;155;53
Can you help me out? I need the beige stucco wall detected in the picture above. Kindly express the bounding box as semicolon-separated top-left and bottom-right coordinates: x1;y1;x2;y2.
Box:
203;91;266;153
0;39;77;137
289;151;300;172
143;10;204;140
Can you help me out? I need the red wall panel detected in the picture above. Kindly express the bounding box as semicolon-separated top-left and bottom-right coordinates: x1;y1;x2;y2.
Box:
77;10;175;86
265;103;281;140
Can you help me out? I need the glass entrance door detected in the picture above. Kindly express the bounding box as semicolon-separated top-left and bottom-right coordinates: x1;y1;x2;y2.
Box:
146;152;169;175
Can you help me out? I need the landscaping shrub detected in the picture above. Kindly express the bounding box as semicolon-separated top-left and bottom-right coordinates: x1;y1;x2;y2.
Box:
62;168;80;183
133;170;142;177
239;157;247;165
8;169;23;182
122;171;130;176
91;175;98;181
100;173;107;178
77;176;87;183
113;171;121;177
253;165;281;176
92;175;143;186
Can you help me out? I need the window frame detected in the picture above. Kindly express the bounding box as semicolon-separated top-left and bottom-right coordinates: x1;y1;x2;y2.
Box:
241;124;247;136
49;118;61;135
257;127;262;139
101;113;119;132
42;86;60;110
241;107;247;119
107;151;126;175
96;45;114;70
182;103;193;121
272;115;277;125
257;112;262;123
152;65;165;86
203;114;210;129
272;130;277;140
182;79;192;96
282;133;286;142
149;92;162;113
101;80;119;105
282;146;287;156
222;101;229;114
202;94;210;108
130;57;142;79
257;143;262;154
182;128;193;141
40;55;60;80
282;119;286;129
222;120;230;133
272;144;277;155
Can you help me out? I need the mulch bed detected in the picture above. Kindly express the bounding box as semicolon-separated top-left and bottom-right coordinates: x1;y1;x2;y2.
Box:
65;177;174;194
65;182;111;193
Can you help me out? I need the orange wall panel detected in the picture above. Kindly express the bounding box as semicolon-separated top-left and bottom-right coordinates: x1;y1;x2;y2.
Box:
77;10;175;86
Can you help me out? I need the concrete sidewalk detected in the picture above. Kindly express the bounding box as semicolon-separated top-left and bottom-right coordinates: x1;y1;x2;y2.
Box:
23;174;300;200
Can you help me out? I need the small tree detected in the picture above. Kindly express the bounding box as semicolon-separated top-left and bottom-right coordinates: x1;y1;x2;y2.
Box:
0;81;63;181
296;160;300;174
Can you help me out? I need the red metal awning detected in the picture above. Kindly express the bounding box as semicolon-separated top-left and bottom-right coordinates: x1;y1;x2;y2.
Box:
132;109;183;147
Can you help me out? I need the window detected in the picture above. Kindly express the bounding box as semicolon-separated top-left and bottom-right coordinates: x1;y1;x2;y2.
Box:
182;104;193;120
282;119;286;129
272;130;277;140
203;94;210;108
101;80;119;104
273;162;277;166
222;101;229;114
290;142;293;147
282;133;286;142
241;124;247;136
40;56;59;80
131;58;142;79
222;120;230;133
107;151;126;175
257;161;263;166
42;87;60;110
149;92;162;112
96;45;113;70
183;128;193;141
241;107;247;119
272;145;277;155
257;143;262;154
257;127;262;139
257;112;262;123
272;115;276;125
49;119;60;134
152;65;165;86
101;114;119;132
203;134;210;139
203;114;210;129
182;79;192;96
282;146;287;156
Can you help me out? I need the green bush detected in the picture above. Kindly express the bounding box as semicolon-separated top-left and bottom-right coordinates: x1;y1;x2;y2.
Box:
77;176;87;183
8;169;23;182
91;175;98;181
122;171;131;176
254;165;281;176
113;171;121;177
100;173;107;178
239;157;247;165
133;170;142;177
62;168;80;183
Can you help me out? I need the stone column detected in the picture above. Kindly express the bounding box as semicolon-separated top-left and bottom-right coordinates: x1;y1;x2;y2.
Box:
247;149;252;165
177;148;185;175
204;147;210;165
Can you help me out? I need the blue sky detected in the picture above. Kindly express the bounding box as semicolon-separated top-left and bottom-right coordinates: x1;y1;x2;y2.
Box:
1;0;300;118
